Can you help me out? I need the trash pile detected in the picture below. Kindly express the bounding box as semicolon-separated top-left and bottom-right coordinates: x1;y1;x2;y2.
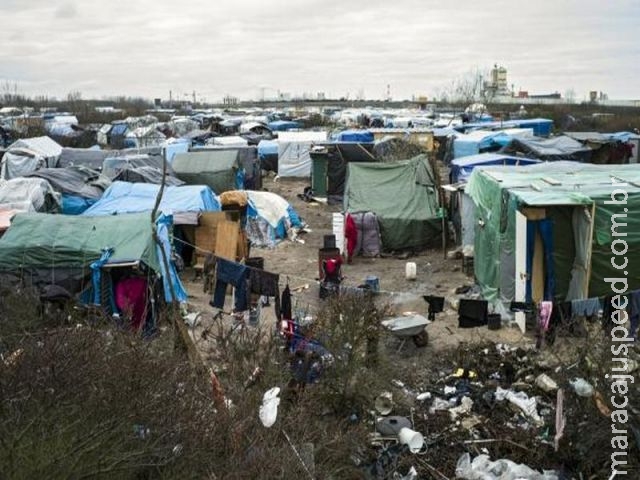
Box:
352;340;640;478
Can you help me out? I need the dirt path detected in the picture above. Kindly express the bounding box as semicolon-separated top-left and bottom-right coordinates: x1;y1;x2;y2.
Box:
181;175;531;353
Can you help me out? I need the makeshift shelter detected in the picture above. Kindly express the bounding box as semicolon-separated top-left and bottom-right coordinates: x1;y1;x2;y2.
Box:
453;130;532;159
172;150;243;193
565;132;633;164
112;166;184;186
97;124;112;146
245;191;305;247
1;136;62;179
0;212;187;314
26;166;111;214
344;155;442;251
0;177;61;213
333;130;374;143
108;122;129;149
258;139;278;172
445;154;541;248
164;139;190;164
209;136;248;148
125;125;166;149
82;181;220;225
102;154;166;180
465;162;640;331
191;146;261;190
309;142;375;200
455;118;554;137
372;136;425;163
277;131;329;177
500;136;591;162
367;128;434;152
58;147;112;170
267;120;300;132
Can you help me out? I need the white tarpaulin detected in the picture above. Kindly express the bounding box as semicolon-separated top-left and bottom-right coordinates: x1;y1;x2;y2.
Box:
277;131;327;177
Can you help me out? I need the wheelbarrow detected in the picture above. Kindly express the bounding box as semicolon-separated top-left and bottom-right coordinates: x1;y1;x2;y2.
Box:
381;314;431;352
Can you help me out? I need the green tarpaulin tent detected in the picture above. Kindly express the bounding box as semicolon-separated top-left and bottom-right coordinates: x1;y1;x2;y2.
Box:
344;155;441;250
466;161;640;305
172;150;239;194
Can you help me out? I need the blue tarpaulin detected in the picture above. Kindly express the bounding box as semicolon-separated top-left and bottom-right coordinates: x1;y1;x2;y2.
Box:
453;131;514;159
81;181;220;217
267;120;300;132
450;153;541;183
455;118;553;137
334;130;374;143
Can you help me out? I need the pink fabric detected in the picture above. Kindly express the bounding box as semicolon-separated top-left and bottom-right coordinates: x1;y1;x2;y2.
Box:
115;277;148;332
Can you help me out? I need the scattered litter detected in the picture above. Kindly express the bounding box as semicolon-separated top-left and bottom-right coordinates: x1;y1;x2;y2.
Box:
570;378;594;397
183;311;201;328
375;391;394;415
535;373;559;392
376;416;412;436
495;387;544;426
398;427;424;453
393;465;418;480
259;387;280;428
450;396;474;420
456;453;559;480
416;392;431;401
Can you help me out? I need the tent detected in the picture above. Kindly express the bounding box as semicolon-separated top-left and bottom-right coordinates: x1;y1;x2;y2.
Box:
450;153;540;184
258;139;278;172
0;212;186;304
82;181;220;225
344;155;442;251
565;132;634;164
209;136;248;148
277;131;328;177
373;136;425;163
309;142;375;200
333;130;374;143
245;190;305;247
452;129;531;159
191;146;261;190
1;136;62;179
455;118;554;137
267;120;300;132
26;166;111;214
102;154;166;179
500;135;591;161
172;150;243;193
0;177;61;213
163;139;190;164
465;162;640;328
58;147;112;170
112;166;185;186
125;125;166;149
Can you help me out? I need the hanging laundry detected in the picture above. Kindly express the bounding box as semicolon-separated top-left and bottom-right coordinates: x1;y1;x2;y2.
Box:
538;301;553;332
211;258;249;312
344;213;358;264
570;297;602;318
249;268;281;319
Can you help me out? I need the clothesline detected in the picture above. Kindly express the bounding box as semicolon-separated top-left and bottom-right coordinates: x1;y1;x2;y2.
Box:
172;236;404;297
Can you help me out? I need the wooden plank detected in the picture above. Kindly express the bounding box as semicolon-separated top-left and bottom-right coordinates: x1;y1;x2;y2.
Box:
236;229;249;261
215;220;239;260
542;176;561;186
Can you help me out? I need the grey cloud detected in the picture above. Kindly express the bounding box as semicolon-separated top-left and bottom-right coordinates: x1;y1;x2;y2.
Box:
55;2;78;19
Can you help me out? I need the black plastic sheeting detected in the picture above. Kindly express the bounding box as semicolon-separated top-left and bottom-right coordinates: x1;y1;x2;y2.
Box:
26;166;110;199
311;142;375;201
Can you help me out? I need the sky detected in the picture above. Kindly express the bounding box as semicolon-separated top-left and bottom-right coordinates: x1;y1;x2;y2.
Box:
1;0;639;102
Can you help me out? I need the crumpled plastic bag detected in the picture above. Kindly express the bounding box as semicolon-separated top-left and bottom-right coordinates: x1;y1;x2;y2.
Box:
259;387;280;428
456;453;559;480
495;387;544;426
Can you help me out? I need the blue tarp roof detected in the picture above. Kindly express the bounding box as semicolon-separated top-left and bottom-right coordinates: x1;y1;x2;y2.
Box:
455;118;553;137
82;181;220;217
110;123;128;136
334;130;374;143
257;139;278;158
450;153;541;183
267;120;300;132
453;131;514;159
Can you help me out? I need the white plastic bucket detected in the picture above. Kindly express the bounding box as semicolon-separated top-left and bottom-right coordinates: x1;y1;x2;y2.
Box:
398;427;424;453
405;262;417;281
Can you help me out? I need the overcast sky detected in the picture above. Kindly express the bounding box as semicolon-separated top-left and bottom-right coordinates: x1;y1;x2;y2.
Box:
1;0;638;102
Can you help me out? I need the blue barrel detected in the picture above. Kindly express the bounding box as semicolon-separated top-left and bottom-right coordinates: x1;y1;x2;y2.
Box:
365;275;380;293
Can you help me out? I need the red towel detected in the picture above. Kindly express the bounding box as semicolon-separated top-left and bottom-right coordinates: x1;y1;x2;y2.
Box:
345;213;358;262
